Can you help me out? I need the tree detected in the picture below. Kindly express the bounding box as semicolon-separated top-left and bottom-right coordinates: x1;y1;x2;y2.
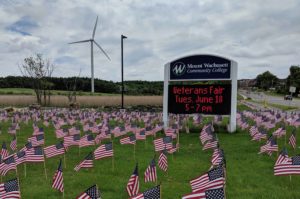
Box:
286;65;300;95
255;71;278;90
19;54;55;105
65;70;81;107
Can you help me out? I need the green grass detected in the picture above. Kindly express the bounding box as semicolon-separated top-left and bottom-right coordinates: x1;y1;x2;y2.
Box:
251;99;298;111
0;88;118;96
1;116;300;198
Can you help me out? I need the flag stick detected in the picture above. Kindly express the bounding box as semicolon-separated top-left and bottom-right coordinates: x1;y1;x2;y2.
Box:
134;144;136;161
96;184;100;198
285;132;287;145
62;190;65;199
112;141;115;172
15;165;18;176
17;177;22;199
177;130;180;153
24;163;27;178
63;154;67;168
290;175;292;182
160;183;162;199
172;153;174;162
79;131;81;156
43;160;48;180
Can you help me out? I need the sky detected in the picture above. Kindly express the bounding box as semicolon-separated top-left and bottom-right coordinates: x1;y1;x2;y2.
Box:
0;0;299;82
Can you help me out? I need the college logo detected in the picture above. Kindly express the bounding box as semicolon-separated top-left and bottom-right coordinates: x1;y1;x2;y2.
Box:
172;62;186;76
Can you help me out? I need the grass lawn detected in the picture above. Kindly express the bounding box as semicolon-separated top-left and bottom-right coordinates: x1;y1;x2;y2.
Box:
1;114;300;198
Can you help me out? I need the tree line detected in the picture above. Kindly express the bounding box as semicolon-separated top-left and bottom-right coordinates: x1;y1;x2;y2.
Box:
255;65;300;95
0;76;163;95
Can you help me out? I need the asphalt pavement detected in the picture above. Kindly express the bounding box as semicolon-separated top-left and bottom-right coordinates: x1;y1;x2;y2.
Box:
239;90;300;110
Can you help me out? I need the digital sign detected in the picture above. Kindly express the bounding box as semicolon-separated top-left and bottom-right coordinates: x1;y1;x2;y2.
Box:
168;84;231;114
170;55;231;80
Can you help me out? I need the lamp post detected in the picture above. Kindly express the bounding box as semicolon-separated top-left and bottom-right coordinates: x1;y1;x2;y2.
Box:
121;34;127;109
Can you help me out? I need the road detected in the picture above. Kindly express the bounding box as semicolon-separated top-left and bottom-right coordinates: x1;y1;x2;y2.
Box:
239;90;300;108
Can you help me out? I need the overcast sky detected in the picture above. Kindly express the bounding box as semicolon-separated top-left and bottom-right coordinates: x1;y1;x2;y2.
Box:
0;0;299;82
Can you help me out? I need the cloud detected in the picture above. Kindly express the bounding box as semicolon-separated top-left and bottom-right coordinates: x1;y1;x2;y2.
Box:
0;0;299;82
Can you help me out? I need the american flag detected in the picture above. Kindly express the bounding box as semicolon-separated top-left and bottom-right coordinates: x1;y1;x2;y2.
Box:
44;142;65;158
0;155;16;176
190;166;225;192
167;143;179;154
164;128;177;139
28;134;44;147
69;126;81;135
1;142;9;159
258;137;278;155
76;184;101;199
127;164;139;197
158;151;168;172
153;136;172;152
0;178;21;199
120;135;136;145
199;126;213;144
249;126;258;137
136;130;146;141
275;148;289;166
95;130;111;144
251;130;267;141
33;127;44;136
182;188;224;199
130;185;160;199
43;120;49;127
145;126;154;136
52;159;64;192
94;142;113;160
64;134;80;148
202;140;218;151
10;136;17;151
14;151;26;166
113;126;127;137
26;146;45;162
79;134;95;148
20;142;33;152
144;159;157;183
289;130;296;149
274;153;300;176
8;127;16;135
292;118;300;127
211;149;225;167
272;127;286;138
74;152;94;172
55;128;68;138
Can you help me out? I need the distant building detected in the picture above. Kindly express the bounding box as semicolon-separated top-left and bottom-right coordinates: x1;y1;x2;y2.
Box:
238;79;257;88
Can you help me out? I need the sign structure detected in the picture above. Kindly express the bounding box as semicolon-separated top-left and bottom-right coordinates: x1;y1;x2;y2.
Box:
168;84;231;114
170;55;231;80
163;54;238;132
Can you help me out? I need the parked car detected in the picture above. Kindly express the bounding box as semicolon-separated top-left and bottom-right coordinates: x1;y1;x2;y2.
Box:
284;95;293;100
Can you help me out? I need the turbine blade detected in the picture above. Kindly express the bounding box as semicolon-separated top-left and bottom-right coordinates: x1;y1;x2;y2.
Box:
94;40;111;61
92;16;98;39
69;39;91;44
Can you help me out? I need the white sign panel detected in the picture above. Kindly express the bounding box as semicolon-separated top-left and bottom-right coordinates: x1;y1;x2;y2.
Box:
290;86;296;93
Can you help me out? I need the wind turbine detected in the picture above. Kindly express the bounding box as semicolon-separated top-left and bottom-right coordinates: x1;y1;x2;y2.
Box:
69;16;111;93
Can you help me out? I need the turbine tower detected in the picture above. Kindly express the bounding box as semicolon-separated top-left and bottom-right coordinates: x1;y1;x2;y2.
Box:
69;16;110;93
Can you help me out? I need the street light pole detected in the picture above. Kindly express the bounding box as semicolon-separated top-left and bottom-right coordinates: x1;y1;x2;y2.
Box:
121;34;127;109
